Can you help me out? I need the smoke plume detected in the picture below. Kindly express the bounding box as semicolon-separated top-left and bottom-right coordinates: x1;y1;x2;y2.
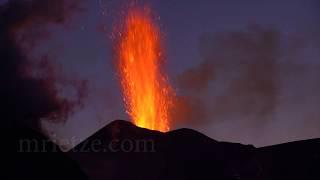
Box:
171;24;309;126
0;0;86;131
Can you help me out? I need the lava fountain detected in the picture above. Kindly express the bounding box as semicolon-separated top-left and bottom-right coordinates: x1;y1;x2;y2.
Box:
116;6;173;132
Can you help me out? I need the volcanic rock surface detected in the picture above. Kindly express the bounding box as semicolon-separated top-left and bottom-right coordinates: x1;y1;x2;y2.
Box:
68;120;320;180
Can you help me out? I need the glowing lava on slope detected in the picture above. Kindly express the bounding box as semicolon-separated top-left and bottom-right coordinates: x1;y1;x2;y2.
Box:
116;6;173;132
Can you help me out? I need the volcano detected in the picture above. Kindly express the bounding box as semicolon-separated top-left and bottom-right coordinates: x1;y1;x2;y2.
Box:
68;120;320;180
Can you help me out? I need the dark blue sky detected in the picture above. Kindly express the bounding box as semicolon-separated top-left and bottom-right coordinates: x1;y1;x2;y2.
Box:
10;0;319;148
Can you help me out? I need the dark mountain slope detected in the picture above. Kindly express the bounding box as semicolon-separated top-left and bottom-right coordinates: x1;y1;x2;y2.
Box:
69;120;320;180
69;120;259;180
5;127;88;180
255;138;320;180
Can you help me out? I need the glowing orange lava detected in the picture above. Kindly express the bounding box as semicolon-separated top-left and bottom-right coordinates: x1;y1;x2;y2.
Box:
117;7;173;132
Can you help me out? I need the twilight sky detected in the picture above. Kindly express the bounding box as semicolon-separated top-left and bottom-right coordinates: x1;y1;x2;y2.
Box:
2;0;319;149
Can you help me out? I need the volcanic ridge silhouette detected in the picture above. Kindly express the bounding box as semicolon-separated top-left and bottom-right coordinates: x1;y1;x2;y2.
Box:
68;120;320;180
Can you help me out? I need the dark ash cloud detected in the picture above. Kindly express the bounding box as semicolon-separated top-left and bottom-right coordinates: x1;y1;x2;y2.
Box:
0;0;86;131
171;24;309;126
176;62;215;92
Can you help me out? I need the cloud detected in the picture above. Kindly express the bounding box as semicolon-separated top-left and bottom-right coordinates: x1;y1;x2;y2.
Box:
172;24;309;126
169;95;208;126
176;62;215;92
0;0;86;130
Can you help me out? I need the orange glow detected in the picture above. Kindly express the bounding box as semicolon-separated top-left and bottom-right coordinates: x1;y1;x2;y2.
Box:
117;7;173;132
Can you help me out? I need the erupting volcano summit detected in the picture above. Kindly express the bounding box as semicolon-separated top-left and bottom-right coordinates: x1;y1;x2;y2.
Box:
116;6;174;132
